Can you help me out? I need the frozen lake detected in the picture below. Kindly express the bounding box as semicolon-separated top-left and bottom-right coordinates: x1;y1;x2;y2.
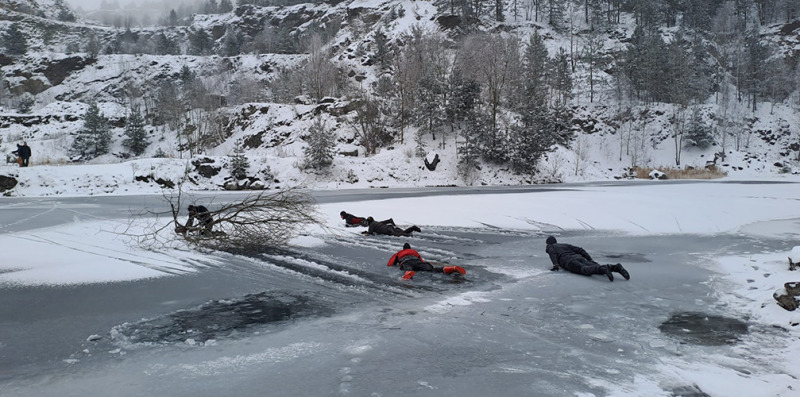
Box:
1;183;799;396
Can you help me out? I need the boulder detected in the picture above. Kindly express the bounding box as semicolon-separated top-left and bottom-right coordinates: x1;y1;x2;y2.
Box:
774;282;800;311
0;175;17;192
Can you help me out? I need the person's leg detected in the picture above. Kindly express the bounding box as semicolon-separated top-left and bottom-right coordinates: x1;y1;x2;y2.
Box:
573;259;613;281
413;261;435;272
402;226;421;235
611;263;630;280
402;258;435;272
441;265;466;275
391;227;410;236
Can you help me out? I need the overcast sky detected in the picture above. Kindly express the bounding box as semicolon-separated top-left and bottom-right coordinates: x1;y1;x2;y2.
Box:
65;0;147;11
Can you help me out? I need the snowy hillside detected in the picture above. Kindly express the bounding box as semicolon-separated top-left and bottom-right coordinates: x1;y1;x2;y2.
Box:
1;0;800;197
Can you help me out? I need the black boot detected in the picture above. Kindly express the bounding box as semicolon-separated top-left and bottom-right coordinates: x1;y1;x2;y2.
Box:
603;265;614;282
612;263;630;280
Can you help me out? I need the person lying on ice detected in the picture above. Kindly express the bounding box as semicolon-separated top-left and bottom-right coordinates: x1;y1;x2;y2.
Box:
340;211;394;228
388;242;465;279
545;236;629;282
362;217;420;236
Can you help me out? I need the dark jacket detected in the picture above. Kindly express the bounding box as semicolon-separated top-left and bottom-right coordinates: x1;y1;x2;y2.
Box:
341;211;368;227
546;243;594;269
367;220;404;236
188;205;213;228
18;144;31;159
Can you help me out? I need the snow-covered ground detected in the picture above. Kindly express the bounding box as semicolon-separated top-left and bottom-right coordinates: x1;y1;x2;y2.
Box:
2;172;800;395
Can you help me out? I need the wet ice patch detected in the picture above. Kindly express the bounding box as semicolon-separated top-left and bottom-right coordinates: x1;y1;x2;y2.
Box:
163;342;324;377
289;234;326;247
424;291;490;313
110;291;333;347
658;312;748;346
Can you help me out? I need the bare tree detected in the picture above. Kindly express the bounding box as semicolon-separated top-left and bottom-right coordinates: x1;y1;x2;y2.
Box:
458;33;520;134
123;184;323;253
348;96;390;155
671;107;687;166
303;34;339;101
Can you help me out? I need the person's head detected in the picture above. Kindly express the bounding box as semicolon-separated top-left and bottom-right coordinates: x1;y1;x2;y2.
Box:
403;242;411;250
188;205;196;214
546;236;557;245
340;211;346;219
367;216;374;224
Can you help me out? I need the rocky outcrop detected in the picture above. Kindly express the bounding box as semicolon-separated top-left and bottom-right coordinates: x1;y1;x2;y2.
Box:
774;282;800;311
192;157;221;178
0;175;18;192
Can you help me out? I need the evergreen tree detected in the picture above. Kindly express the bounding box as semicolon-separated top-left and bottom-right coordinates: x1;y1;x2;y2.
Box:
179;65;196;85
219;0;234;13
189;29;213;55
3;23;28;56
85;32;101;59
221;28;244;56
414;72;446;146
204;0;219;14
684;106;713;149
687;36;713;103
508;31;556;176
123;106;149;156
373;28;392;70
71;102;112;160
551;48;574;144
55;0;77;22
548;0;566;32
154;33;179;55
517;32;549;124
303;116;336;170
446;70;481;131
17;93;35;114
228;139;250;179
168;9;178;26
457;112;485;185
743;28;769;111
666;35;692;106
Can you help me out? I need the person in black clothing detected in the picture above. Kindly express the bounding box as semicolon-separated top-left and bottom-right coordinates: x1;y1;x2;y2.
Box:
18;142;31;167
362;217;420;236
545;236;629;282
340;211;394;228
387;242;465;279
181;204;214;236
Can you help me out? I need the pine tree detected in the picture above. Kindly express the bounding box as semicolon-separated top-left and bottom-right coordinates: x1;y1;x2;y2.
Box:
154;33;179;55
17;93;35;114
71;102;112;160
221;28;244;56
457;112;485;185
189;29;213;55
3;23;28;56
218;0;233;13
684;106;713;149
373;28;392;70
85;33;100;59
123;106;149;156
168;9;178;26
228;139;250;180
303;117;336;170
446;70;481;131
